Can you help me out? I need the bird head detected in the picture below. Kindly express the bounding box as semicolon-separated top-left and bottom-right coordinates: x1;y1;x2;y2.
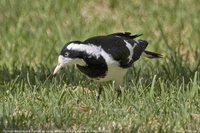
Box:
53;41;84;75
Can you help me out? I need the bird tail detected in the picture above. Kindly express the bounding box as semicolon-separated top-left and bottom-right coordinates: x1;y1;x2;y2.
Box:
142;50;162;58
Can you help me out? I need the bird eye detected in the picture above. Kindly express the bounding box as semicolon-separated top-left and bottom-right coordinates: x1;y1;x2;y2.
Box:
64;52;69;57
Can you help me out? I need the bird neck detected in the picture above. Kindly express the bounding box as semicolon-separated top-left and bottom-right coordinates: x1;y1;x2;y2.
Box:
73;58;86;66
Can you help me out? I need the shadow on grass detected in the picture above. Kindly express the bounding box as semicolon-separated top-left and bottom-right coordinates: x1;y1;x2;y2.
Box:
0;46;199;88
0;50;199;131
128;47;200;87
0;64;85;86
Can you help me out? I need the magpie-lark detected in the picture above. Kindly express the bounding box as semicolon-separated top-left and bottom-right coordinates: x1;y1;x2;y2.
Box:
53;32;162;99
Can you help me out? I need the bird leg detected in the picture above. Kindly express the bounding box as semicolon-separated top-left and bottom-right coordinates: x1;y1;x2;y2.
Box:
96;83;104;100
116;88;122;97
114;80;123;97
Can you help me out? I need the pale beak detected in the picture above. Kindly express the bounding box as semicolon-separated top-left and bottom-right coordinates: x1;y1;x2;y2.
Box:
53;55;72;75
53;63;64;75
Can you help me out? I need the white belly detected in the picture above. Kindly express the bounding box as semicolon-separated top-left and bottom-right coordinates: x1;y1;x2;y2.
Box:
95;64;128;85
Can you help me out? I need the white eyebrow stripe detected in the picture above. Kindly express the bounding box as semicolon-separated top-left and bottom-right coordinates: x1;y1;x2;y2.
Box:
67;43;101;58
66;43;118;65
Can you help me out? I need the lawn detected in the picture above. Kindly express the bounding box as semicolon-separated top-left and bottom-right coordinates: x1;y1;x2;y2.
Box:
0;0;200;132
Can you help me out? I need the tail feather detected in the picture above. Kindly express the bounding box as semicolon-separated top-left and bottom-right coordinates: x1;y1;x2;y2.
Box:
143;50;162;58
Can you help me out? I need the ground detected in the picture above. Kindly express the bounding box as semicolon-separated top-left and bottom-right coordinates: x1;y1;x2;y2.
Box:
0;0;200;132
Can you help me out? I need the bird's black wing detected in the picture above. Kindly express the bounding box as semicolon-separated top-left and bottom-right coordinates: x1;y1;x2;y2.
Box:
107;32;143;39
106;32;149;62
83;35;134;68
83;33;148;68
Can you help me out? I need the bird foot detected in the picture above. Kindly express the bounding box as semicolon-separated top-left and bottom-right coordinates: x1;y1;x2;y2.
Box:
116;89;122;97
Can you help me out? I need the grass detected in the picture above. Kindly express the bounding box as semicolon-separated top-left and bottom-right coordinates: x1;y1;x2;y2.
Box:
0;0;200;132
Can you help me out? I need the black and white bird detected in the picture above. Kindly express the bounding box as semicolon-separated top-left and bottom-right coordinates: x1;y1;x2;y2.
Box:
53;32;162;99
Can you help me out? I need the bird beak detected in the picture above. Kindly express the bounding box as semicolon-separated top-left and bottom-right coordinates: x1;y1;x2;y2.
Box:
53;55;72;75
53;63;63;75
